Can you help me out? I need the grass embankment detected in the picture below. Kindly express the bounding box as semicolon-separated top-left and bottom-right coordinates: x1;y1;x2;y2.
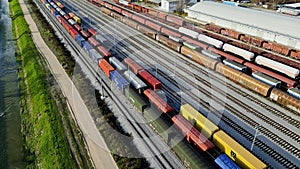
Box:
9;0;90;168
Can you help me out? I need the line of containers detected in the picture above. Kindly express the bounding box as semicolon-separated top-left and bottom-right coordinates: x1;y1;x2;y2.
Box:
116;0;300;90
86;0;272;167
96;1;300;113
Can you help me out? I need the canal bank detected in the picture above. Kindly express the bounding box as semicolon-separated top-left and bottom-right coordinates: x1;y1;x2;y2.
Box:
0;0;24;167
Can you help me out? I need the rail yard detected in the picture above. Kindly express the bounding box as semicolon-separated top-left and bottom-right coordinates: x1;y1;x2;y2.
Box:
34;0;300;168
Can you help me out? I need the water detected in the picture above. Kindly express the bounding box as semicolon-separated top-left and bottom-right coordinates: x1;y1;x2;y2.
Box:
0;0;24;168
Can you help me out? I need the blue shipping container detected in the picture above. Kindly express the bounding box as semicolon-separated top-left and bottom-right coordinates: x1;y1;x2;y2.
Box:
110;70;129;92
214;154;240;169
53;11;59;16
75;34;86;47
83;41;92;52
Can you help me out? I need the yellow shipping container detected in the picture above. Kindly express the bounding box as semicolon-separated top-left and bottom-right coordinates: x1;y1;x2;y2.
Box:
73;16;81;24
180;104;219;139
213;131;267;169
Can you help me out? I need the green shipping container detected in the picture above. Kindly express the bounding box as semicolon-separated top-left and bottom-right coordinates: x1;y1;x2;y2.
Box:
125;88;148;112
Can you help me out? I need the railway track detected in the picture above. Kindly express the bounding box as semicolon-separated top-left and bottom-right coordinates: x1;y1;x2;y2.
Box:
57;0;298;166
35;1;184;168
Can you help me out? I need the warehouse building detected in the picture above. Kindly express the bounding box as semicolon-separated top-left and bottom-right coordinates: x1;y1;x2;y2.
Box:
185;1;300;50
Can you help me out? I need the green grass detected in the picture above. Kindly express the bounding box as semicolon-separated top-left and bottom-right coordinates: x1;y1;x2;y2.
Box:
10;0;78;167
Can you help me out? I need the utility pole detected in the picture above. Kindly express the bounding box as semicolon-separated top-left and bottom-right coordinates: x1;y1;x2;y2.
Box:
251;125;261;151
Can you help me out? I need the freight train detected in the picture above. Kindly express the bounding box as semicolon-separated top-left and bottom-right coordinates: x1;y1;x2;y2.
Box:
204;23;300;60
91;2;300;113
41;0;300;168
95;1;300;86
114;0;300;62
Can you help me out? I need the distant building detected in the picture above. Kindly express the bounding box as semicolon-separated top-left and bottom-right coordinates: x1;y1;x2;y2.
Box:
185;1;300;50
161;0;180;12
277;2;300;16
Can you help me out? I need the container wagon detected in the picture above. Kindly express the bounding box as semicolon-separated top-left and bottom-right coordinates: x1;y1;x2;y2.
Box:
124;70;147;93
201;50;222;61
172;114;215;151
198;34;224;49
223;43;255;61
99;59;115;77
179;27;199;39
124;57;143;74
252;72;281;88
255;55;300;79
110;70;129;92
223;59;247;72
270;88;300;112
214;154;241;169
138;70;162;91
143;89;173;114
287;87;300;99
213;130;267;169
180;104;219;139
181;46;218;70
109;57;127;72
125;88;148;112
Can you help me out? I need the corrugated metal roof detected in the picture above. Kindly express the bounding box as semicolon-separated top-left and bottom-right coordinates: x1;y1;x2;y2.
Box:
188;1;300;40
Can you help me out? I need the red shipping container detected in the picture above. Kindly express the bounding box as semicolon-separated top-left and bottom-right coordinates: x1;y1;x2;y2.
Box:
112;6;122;13
132;15;145;24
143;89;173;113
97;45;112;57
69;28;78;39
145;20;162;32
157;12;167;20
172;115;215;151
88;37;100;47
80;30;90;39
63;14;70;20
99;59;114;77
161;27;181;38
88;28;97;36
124;58;143;74
121;10;133;18
57;16;63;23
141;7;148;13
138;70;162;90
166;15;184;26
73;24;82;32
148;9;158;16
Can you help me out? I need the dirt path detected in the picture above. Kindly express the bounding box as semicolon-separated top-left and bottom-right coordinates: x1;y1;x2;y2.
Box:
17;0;118;168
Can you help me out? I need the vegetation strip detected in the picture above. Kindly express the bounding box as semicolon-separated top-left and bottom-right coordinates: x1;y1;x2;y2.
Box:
9;0;92;167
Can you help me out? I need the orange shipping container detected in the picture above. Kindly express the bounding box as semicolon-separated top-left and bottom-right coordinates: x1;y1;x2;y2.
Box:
99;59;114;77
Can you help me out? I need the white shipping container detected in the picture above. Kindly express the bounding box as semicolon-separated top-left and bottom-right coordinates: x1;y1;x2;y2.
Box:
68;19;76;25
179;27;199;39
124;70;147;90
198;34;223;48
223;43;255;61
255;55;300;79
